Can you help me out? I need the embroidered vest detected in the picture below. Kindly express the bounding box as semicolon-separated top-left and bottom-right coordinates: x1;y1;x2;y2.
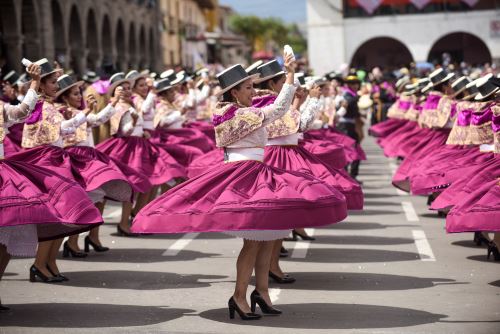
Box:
492;105;500;154
212;102;264;147
446;101;481;145
433;95;456;129
419;91;443;128
22;101;63;148
59;104;87;147
153;100;176;128
388;95;412;119
0;103;5;143
254;91;300;139
467;103;493;145
109;102;132;136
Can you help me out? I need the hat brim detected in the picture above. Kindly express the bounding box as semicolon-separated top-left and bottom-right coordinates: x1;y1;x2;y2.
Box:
429;73;455;88
474;87;499;101
156;84;178;94
130;74;149;85
55;80;84;98
40;68;63;79
451;85;469;98
254;71;286;84
109;79;133;95
216;74;260;97
462;92;478;101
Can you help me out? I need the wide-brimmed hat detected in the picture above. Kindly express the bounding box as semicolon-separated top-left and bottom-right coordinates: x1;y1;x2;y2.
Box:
295;73;306;87
245;60;263;76
255;60;285;84
34;58;62;79
216;64;259;96
15;73;30;87
422;68;455;93
396;76;410;91
2;70;19;85
154;78;177;94
450;76;472;97
55;74;84;99
474;74;499;101
464;78;480;100
160;69;176;81
108;72;132;94
126;70;149;86
82;70;100;83
344;75;361;84
325;71;344;84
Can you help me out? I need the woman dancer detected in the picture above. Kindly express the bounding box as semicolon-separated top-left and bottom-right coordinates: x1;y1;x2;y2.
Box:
132;54;347;319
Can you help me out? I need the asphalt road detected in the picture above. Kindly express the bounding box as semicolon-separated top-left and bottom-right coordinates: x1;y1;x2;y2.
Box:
1;135;499;334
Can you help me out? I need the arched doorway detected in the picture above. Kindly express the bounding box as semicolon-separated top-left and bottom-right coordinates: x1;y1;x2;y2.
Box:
116;19;126;71
428;32;491;66
69;6;83;74
128;22;137;69
86;9;99;71
21;0;40;60
350;37;413;70
101;15;112;69
0;0;19;72
51;0;66;67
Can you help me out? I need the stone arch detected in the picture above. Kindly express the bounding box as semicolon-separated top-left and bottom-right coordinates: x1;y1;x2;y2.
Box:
148;27;155;70
115;19;126;71
21;0;40;60
86;8;99;70
51;0;66;67
128;22;137;69
350;36;413;70
68;5;83;74
427;32;492;66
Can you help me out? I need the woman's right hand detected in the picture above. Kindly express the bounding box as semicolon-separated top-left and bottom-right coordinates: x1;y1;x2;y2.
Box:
283;53;296;74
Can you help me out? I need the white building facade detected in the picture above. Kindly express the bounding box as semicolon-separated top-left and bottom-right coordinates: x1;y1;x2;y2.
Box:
307;0;500;74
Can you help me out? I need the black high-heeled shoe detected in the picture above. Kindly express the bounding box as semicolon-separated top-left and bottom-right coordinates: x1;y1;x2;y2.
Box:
280;246;289;258
84;236;110;253
0;299;9;312
46;265;69;282
62;241;88;258
473;232;490;247
29;265;64;283
228;297;261;320
250;290;282;315
285;230;315;241
487;242;500;261
116;225;138;237
269;271;296;284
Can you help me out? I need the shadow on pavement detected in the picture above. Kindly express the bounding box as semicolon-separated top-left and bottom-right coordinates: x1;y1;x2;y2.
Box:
58;270;227;290
324;222;415;230
2;272;18;277
420;213;444;219
199;303;447;329
0;303;195;327
58;248;220;263
143;232;234;240
348;209;400;216
489;280;500;288
306;235;414;245
282;248;420;263
273;272;458;291
364;193;400;198
451;240;484;249
466;255;500;264
363;200;402;206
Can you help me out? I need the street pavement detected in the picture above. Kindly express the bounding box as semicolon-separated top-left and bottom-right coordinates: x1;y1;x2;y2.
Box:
1;135;499;334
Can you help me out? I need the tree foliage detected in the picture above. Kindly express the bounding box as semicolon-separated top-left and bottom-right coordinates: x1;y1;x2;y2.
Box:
229;15;307;56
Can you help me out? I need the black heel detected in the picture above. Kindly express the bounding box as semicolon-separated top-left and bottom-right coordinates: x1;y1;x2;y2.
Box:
269;271;296;284
63;242;87;258
46;265;69;282
250;290;282;315
228;297;261;320
487;242;500;261
29;265;63;283
0;299;9;312
117;225;138;237
84;236;109;252
293;230;315;241
473;232;490;247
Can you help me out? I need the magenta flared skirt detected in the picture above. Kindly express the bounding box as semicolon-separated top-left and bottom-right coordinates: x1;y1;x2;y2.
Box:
264;145;363;210
369;119;406;138
186;148;224;178
96;136;186;186
3;123;23;157
155;127;215;153
65;146;138;201
185;121;216;144
300;139;348;169
0;157;102;242
131;160;347;234
148;129;205;168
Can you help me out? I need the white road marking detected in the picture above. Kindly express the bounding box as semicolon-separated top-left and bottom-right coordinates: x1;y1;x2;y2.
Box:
103;207;122;220
395;188;408;196
162;233;200;256
412;230;436;261
401;201;419;221
269;288;281;303
291;228;315;259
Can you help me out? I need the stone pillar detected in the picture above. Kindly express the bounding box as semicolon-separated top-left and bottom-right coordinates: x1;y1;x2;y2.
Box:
3;34;24;72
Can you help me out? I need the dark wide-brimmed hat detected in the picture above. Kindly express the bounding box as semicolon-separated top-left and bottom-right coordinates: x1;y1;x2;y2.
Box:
109;72;132;94
474;74;499;101
325;71;344;84
160;69;176;81
422;68;455;93
82;70;100;83
245;60;263;76
216;64;259;96
126;70;149;86
2;70;20;85
450;76;472;97
33;58;62;79
55;74;84;99
154;78;177;94
255;59;285;84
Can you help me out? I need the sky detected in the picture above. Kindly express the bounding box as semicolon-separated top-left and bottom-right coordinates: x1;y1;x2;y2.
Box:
219;0;307;24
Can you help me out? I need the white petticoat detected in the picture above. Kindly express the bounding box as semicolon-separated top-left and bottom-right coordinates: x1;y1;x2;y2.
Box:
225;229;291;241
0;225;38;257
